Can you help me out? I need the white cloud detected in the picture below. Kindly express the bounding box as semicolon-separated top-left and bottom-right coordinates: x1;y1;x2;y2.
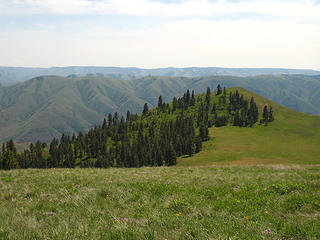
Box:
2;0;320;22
0;0;319;69
1;18;319;69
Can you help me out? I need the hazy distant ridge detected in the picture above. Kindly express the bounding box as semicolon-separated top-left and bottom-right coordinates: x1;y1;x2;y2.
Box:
1;66;319;85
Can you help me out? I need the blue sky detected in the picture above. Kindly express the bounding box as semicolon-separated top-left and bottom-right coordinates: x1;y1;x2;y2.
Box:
0;0;319;69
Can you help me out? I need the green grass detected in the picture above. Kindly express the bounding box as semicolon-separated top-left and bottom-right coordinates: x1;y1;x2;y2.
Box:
178;87;320;166
1;166;320;239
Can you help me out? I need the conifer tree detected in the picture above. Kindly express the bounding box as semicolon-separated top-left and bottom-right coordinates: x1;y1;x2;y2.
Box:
268;105;274;122
158;95;163;110
166;144;177;166
191;90;195;106
206;87;211;105
216;84;222;95
263;106;269;125
142;103;149;116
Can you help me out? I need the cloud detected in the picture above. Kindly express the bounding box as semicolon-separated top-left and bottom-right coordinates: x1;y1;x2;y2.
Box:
0;0;319;69
2;0;320;22
1;18;319;69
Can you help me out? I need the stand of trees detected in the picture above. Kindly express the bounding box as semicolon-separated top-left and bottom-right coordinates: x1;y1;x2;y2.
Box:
0;87;273;170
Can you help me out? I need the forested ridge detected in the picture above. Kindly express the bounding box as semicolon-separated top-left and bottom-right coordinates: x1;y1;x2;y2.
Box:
0;74;317;143
0;86;273;170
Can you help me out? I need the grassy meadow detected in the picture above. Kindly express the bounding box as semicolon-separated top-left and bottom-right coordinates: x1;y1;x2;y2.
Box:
179;87;320;166
1;166;320;239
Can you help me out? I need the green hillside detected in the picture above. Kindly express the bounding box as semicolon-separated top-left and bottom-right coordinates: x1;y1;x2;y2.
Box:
1;74;320;143
179;87;320;166
3;85;319;170
0;76;146;142
0;86;267;170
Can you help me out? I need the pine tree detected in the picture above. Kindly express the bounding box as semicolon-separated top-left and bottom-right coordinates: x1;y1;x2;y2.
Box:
142;103;149;116
2;150;19;170
158;95;163;110
268;105;274;122
191;90;195;106
206;87;211;105
166;144;177;166
126;111;131;122
216;84;222;95
263;106;269;125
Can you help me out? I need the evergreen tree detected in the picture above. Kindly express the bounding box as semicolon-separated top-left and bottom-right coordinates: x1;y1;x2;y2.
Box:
158;95;163;110
191;90;195;106
206;87;211;105
166;144;177;166
216;84;222;95
142;103;149;116
268;105;274;122
263;106;269;126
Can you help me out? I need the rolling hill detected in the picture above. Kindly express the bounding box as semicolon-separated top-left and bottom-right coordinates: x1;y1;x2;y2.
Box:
1;74;320;143
179;87;320;166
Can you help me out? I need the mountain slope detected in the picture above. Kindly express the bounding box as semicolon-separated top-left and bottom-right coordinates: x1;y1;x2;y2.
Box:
0;76;146;142
1;66;320;85
1;74;320;142
179;87;320;166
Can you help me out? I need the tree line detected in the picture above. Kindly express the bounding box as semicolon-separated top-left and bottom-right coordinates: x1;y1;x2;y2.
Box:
0;86;273;170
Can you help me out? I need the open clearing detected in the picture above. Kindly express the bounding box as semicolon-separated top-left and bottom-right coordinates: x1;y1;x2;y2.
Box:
1;166;320;239
179;87;320;166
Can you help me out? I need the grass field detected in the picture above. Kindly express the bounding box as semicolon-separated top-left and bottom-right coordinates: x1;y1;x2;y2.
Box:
179;87;320;166
1;166;320;239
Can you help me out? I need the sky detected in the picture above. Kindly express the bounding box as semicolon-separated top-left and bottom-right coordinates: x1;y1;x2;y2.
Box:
0;0;319;70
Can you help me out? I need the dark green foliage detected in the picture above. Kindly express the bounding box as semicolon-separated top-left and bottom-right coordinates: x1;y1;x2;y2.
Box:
206;87;211;105
0;141;18;170
260;105;275;125
216;84;222;95
142;103;149;116
269;105;274;122
0;87;268;170
227;91;259;127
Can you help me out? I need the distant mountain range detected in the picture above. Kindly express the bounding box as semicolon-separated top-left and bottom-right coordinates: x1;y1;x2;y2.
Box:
0;74;319;143
0;66;319;86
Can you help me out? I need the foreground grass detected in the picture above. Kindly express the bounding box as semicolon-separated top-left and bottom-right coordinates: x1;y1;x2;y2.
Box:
1;166;320;239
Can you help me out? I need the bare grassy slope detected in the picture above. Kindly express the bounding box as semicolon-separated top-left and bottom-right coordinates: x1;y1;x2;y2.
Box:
179;87;320;166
